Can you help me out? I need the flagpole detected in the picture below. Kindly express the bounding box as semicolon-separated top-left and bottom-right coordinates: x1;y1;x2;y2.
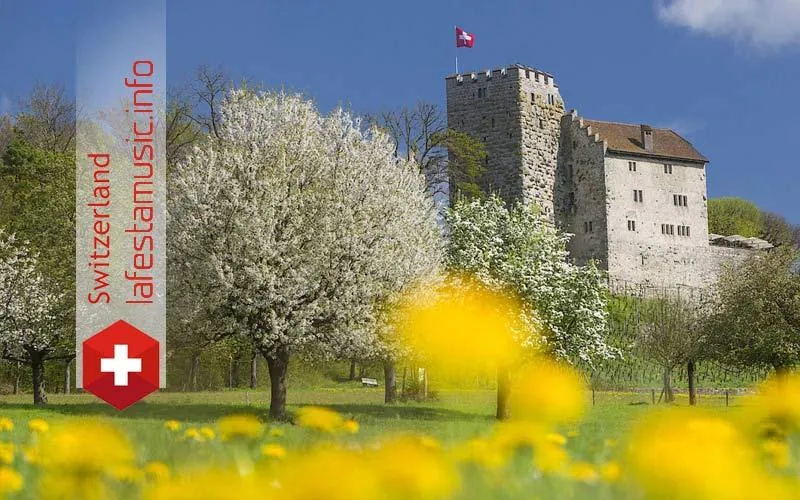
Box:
454;25;458;74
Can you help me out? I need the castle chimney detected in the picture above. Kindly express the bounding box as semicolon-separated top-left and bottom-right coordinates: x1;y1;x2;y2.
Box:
641;125;654;152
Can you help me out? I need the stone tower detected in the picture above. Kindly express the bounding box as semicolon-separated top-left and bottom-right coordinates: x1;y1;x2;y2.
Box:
445;64;565;216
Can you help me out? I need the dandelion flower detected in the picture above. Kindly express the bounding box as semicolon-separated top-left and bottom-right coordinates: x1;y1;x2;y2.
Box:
342;420;359;434
534;442;568;474
546;433;567;446
144;461;170;481
369;438;460;499
569;462;599;483
600;461;621;483
38;419;135;472
218;414;263;441
296;406;344;433
0;466;22;495
761;439;790;469
183;427;203;442
199;427;216;440
510;359;585;424
261;443;287;459
268;427;284;437
0;418;13;432
21;445;39;464
164;420;181;432
28;419;49;433
0;443;14;465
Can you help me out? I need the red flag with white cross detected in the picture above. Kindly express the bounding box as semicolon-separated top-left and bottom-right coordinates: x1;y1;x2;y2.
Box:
456;27;474;48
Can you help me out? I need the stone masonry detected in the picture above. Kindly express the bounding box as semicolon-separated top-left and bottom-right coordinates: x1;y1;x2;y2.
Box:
445;63;761;292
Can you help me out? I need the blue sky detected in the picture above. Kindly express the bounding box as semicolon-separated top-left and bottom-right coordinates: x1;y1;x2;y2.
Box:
1;0;798;222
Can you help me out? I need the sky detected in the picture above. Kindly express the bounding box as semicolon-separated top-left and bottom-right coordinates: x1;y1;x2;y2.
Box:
1;0;798;222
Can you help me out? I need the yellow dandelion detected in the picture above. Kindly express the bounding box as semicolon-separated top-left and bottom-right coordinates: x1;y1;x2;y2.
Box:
0;418;13;432
268;427;284;437
534;442;569;474
600;461;621;483
164;420;181;432
28;418;49;433
343;420;359;434
0;466;23;495
143;468;269;499
546;432;567;446
21;445;39;464
369;438;460;500
0;443;14;465
761;439;790;469
38;419;135;473
510;358;585;424
144;461;170;481
296;406;344;433
183;427;202;441
569;462;599;483
199;427;216;440
261;443;287;459
218;414;263;441
452;438;507;470
277;448;381;500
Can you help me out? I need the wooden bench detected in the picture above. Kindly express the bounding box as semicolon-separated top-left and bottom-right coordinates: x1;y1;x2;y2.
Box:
361;377;378;387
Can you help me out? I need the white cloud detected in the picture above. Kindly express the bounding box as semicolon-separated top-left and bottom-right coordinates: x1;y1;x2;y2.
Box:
658;0;800;48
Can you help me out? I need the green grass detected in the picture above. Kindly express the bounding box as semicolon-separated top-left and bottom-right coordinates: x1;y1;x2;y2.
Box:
0;387;743;499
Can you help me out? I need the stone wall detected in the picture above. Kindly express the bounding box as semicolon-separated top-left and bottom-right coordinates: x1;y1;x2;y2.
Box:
558;111;609;267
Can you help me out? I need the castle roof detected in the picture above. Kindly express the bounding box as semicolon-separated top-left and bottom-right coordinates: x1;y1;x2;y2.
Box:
582;120;708;163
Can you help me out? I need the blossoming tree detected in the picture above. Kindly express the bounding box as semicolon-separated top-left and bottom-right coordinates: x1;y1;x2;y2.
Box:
0;232;66;404
169;89;441;419
446;197;615;418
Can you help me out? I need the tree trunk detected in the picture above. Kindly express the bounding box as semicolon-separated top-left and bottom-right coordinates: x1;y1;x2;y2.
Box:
266;348;290;420
13;362;20;395
249;352;257;389
662;368;674;403
687;360;696;406
774;363;790;380
349;359;357;381
31;354;47;405
383;359;397;404
190;353;200;392
496;365;511;420
64;358;72;395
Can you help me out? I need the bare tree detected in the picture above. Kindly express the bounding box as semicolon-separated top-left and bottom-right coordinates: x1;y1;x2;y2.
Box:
375;102;486;203
15;84;76;153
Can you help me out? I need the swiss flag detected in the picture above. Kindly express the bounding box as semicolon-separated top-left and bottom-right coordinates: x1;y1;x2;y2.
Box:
456;27;474;48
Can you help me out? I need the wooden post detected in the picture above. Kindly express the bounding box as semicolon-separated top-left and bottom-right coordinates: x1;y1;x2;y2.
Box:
651;388;655;405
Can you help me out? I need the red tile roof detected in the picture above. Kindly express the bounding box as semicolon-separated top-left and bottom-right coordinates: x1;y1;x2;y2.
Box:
583;120;707;163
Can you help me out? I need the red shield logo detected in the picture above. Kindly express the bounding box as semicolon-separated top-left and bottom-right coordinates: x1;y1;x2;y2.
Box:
83;320;160;410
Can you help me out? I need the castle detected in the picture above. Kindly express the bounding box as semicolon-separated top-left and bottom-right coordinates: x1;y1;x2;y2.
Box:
446;63;768;292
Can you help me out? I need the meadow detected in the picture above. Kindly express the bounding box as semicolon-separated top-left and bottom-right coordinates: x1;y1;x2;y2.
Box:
0;384;753;500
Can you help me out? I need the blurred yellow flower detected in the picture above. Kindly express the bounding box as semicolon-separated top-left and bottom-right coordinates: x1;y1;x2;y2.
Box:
369;438;460;500
0;443;14;465
0;466;22;495
145;468;269;500
261;443;287;459
343;420;359;434
28;419;48;433
144;461;170;482
546;432;567;446
164;420;181;432
569;462;598;483
600;461;621;483
277;448;381;500
21;445;39;464
296;406;344;433
627;413;781;500
761;439;790;470
396;281;522;374
0;418;13;432
268;427;284;437
534;442;568;474
452;438;507;470
199;427;216;440
183;427;203;442
510;358;585;424
38;419;135;473
218;414;263;440
748;374;800;435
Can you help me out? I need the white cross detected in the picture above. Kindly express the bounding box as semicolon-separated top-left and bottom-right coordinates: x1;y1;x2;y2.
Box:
100;344;142;386
459;32;472;43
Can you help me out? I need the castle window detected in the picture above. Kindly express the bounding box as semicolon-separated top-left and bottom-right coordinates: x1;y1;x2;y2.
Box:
547;94;555;105
544;75;550;84
531;93;536;103
535;73;540;82
686;226;690;237
584;221;594;233
628;161;637;172
627;220;636;231
634;189;643;203
477;87;488;98
673;194;688;207
661;224;666;235
525;69;530;79
683;195;688;206
670;224;675;235
664;164;673;174
491;117;495;128
539;118;545;129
